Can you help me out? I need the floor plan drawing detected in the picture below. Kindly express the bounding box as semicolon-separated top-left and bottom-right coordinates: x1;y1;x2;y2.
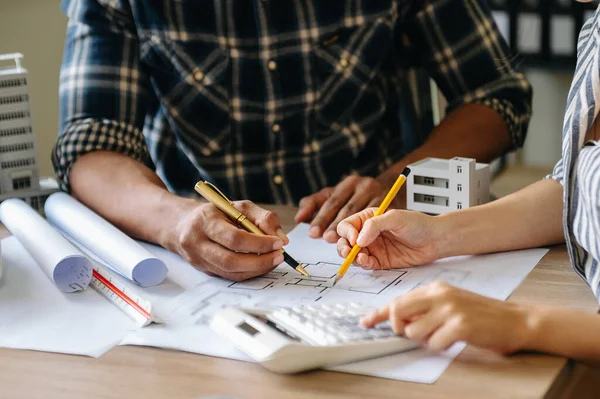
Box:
227;262;408;296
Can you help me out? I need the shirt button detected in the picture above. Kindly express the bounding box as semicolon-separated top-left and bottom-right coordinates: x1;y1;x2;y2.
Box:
339;57;349;68
273;175;283;185
271;123;281;133
267;60;277;71
194;70;205;82
151;35;160;44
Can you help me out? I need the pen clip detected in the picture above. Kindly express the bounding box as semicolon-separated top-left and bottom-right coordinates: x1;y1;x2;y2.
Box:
203;181;234;205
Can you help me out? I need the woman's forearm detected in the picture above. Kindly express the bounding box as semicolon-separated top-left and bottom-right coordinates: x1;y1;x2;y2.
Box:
434;178;564;258
523;306;600;363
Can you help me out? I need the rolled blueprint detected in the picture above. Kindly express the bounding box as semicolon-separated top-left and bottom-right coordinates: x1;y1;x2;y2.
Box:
0;199;92;292
44;192;168;287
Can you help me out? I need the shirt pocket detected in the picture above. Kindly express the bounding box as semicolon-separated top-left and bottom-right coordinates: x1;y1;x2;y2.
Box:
311;14;394;131
140;35;232;156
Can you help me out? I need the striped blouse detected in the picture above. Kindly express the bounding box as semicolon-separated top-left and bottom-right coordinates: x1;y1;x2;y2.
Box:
551;5;600;302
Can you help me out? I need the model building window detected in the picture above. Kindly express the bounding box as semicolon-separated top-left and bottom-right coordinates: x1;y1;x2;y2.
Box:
477;198;481;205
457;202;462;210
424;177;435;185
1;158;34;169
457;184;462;192
457;165;462;173
424;195;435;203
12;176;31;190
478;180;481;188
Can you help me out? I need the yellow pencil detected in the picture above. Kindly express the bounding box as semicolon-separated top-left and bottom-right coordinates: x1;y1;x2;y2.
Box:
334;167;411;285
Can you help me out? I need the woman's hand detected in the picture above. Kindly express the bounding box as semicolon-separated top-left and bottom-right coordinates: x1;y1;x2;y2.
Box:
361;282;533;354
336;208;442;269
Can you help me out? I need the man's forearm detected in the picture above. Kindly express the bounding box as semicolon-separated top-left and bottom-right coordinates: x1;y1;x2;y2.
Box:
433;178;564;258
69;151;196;247
379;103;511;185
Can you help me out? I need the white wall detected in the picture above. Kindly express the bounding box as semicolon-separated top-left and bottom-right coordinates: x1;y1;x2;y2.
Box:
0;0;66;177
521;70;573;169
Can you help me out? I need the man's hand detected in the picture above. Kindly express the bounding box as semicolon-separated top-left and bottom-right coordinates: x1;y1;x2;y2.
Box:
295;175;403;243
168;200;289;281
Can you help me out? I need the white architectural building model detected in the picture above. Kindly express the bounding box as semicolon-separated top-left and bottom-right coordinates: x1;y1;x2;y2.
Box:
0;53;58;214
406;157;490;215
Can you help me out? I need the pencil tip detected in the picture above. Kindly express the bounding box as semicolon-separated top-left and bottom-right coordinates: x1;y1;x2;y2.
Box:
333;274;342;286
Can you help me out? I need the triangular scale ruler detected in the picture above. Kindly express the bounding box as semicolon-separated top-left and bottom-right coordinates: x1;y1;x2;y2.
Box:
90;264;161;327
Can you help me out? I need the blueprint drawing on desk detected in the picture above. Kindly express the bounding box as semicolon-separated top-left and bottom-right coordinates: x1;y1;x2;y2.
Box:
121;223;549;383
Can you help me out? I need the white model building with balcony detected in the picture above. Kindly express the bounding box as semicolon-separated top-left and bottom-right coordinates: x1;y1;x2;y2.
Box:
406;157;490;215
0;53;58;214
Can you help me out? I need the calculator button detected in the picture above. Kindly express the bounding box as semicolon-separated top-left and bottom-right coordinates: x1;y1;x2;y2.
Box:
343;332;368;342
346;309;366;317
339;325;357;333
325;325;338;334
337;333;352;341
369;329;396;338
304;322;318;331
290;313;307;323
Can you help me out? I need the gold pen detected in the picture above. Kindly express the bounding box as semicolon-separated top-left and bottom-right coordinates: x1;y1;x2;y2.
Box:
194;181;310;277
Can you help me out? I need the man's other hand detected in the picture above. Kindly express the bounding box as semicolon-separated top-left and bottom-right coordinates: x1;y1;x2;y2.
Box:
295;175;403;243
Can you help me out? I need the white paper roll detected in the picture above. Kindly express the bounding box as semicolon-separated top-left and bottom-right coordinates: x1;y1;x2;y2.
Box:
44;193;168;287
0;199;92;292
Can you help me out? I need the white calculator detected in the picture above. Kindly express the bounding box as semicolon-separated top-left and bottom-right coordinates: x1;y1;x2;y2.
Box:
210;302;420;373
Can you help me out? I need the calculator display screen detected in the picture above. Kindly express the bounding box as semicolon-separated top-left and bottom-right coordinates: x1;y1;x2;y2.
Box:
253;315;301;341
238;322;260;336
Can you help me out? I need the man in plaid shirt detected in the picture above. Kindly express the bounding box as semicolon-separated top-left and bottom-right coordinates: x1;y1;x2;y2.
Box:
54;0;531;280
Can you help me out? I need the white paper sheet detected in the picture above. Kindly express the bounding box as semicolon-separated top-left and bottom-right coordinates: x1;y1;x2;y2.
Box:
0;220;549;377
0;236;134;357
0;199;92;292
44;193;168;287
121;223;549;383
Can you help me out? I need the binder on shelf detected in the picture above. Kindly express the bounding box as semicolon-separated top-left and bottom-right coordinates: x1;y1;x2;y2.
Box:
488;0;597;69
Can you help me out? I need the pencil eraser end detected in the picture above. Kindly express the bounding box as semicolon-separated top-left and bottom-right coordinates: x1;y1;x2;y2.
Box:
402;167;411;177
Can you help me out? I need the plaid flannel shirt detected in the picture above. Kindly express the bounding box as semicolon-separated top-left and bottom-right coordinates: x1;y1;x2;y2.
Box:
54;0;532;204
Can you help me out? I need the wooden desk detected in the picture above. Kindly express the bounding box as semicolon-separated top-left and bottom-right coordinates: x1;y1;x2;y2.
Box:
0;205;598;399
